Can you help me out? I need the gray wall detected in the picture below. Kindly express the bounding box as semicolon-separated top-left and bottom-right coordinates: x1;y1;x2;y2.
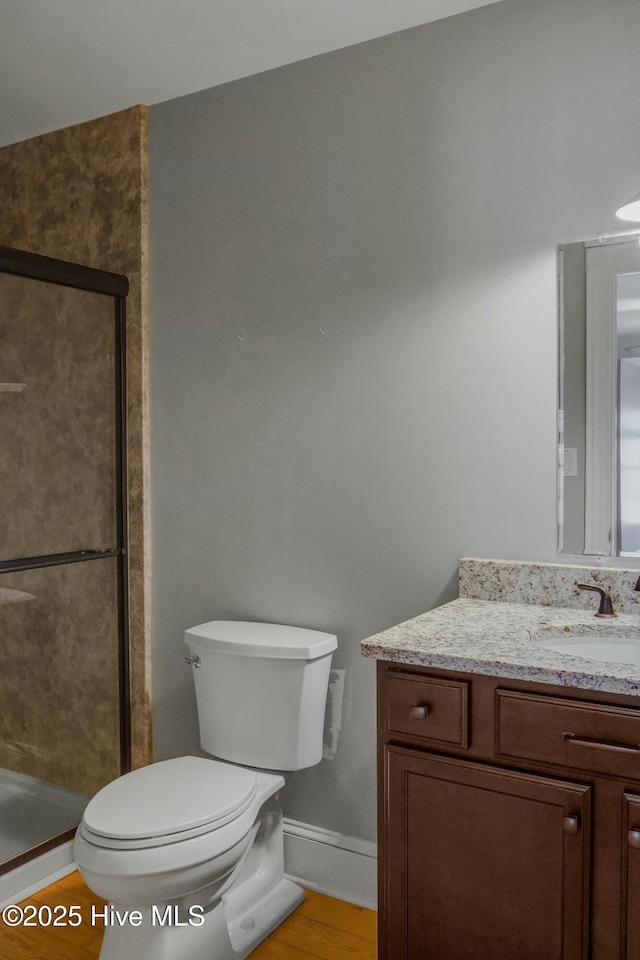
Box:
149;0;640;843
559;242;587;555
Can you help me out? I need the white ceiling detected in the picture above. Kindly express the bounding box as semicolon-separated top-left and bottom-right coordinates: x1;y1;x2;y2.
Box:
0;0;501;148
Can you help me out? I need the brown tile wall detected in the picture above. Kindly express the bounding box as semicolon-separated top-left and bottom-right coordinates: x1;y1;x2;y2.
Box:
0;561;121;796
0;105;153;782
0;275;117;560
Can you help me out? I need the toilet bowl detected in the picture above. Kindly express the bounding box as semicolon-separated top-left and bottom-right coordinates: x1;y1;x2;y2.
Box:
75;756;279;906
74;621;337;960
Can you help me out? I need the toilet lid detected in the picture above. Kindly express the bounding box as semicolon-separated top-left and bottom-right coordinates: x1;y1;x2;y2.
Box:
83;757;257;841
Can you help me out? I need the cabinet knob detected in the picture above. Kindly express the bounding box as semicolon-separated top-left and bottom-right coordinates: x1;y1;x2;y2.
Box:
409;705;429;720
628;829;640;849
563;815;580;835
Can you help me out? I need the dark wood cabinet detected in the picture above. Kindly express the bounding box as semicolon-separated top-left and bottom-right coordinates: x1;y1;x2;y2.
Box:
378;662;640;960
384;747;589;959
622;794;640;960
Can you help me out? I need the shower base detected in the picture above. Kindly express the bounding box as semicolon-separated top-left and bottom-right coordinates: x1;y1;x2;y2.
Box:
0;766;88;865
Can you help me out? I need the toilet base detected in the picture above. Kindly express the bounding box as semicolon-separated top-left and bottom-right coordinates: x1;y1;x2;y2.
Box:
97;877;304;960
225;876;304;955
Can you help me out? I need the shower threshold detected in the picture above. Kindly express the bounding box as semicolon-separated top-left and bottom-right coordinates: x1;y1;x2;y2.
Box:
0;766;89;867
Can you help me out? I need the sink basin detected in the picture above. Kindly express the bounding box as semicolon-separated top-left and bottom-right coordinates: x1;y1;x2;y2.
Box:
534;635;640;666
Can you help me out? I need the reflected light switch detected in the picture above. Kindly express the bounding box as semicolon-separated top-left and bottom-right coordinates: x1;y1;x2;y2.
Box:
564;447;578;477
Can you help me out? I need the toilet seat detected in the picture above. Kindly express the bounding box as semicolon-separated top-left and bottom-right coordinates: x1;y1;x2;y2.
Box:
80;757;257;850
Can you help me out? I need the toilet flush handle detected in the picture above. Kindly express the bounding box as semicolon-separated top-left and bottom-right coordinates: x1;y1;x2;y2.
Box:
183;654;201;668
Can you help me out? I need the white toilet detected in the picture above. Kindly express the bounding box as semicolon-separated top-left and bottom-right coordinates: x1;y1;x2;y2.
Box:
73;620;337;960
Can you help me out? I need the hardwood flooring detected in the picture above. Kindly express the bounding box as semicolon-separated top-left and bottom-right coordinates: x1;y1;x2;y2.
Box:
0;870;377;960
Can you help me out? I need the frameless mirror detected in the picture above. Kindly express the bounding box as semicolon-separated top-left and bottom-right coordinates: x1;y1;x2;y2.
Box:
558;235;640;556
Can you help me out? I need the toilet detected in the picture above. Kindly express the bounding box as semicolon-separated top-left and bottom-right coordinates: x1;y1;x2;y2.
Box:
73;621;337;960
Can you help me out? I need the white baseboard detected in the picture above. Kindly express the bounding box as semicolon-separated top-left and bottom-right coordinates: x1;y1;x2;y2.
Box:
0;841;76;909
283;817;377;910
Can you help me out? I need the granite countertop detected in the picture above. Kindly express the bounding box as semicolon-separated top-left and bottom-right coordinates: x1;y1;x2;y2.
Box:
360;597;640;697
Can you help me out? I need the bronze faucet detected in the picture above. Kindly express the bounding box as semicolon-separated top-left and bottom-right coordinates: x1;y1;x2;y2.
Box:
576;582;617;618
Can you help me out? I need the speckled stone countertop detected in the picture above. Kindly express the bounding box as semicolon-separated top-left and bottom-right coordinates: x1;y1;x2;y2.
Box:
361;558;640;697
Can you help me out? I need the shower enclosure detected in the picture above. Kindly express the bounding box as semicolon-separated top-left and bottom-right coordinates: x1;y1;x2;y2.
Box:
0;246;130;875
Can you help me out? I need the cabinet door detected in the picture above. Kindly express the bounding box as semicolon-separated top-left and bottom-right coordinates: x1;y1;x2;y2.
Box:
383;746;591;960
622;794;640;959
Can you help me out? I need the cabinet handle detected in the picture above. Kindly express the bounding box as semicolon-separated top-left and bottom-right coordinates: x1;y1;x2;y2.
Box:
563;815;580;835
628;829;640;849
563;732;640;754
409;705;429;720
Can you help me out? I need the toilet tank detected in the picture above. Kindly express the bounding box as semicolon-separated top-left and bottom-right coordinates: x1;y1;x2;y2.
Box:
184;621;337;771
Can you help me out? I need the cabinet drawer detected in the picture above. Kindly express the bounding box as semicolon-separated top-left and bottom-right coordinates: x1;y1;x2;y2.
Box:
386;674;469;748
496;689;640;778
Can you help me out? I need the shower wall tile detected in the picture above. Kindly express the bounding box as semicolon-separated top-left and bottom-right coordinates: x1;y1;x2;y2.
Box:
0;106;152;775
0;275;117;559
0;560;120;796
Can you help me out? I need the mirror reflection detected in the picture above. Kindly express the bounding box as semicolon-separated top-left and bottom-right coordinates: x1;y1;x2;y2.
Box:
559;235;640;556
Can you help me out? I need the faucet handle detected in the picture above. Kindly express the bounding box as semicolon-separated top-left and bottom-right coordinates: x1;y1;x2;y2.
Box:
576;582;617;619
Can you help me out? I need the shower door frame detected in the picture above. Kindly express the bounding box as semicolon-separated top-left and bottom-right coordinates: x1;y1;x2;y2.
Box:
0;244;131;874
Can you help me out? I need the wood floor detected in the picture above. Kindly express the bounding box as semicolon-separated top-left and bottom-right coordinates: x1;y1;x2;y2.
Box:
0;870;377;960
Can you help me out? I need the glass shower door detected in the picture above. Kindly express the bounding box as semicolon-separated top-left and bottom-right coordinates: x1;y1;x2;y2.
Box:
0;248;129;872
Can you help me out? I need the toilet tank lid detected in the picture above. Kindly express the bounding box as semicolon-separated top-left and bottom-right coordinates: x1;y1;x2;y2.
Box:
185;620;337;660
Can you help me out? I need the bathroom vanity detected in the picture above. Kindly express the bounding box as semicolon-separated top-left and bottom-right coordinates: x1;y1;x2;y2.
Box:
362;559;640;960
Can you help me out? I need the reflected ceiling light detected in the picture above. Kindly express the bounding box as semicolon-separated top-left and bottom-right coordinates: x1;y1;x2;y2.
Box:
616;191;640;222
